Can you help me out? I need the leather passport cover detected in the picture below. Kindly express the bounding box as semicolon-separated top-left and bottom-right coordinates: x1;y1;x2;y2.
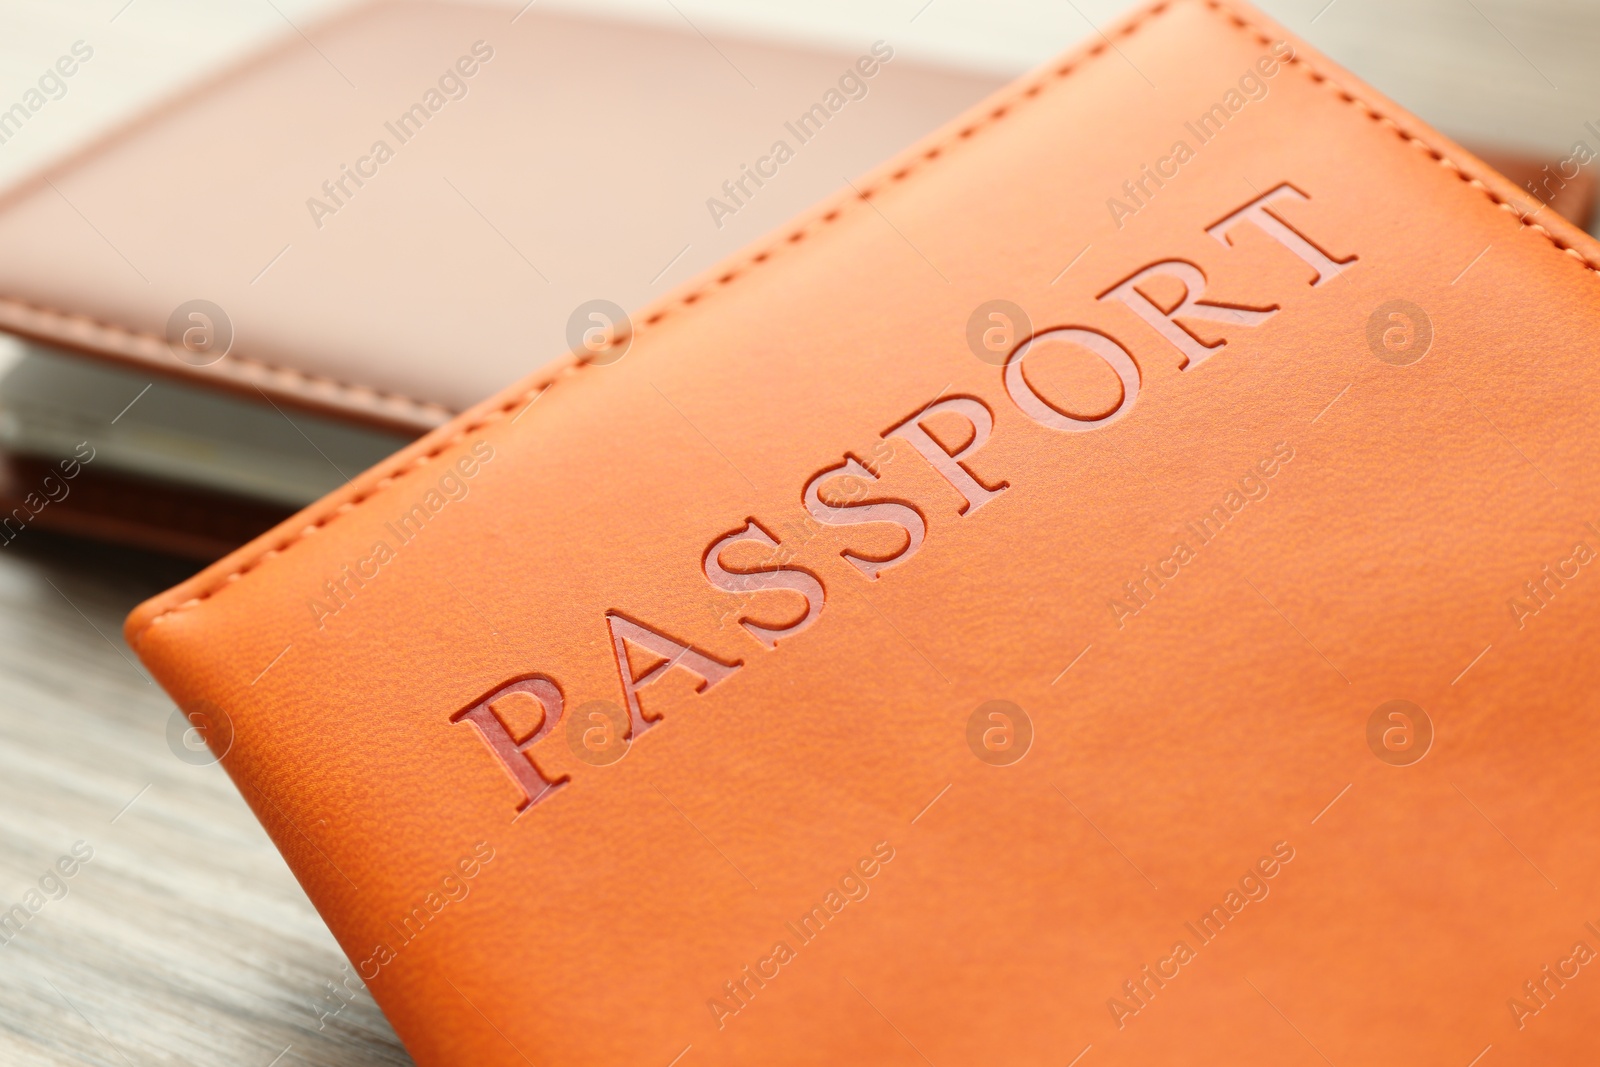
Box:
127;1;1600;1063
0;0;995;431
0;454;294;560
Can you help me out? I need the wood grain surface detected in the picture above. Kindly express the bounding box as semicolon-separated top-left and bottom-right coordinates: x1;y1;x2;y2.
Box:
0;536;411;1067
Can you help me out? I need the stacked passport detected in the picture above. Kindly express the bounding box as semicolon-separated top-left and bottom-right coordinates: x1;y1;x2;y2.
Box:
0;0;998;558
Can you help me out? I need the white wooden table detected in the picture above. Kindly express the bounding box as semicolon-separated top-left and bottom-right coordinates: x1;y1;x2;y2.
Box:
0;1;1595;1065
0;536;409;1067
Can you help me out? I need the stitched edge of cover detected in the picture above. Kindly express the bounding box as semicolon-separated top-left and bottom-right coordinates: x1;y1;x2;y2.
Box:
133;0;1600;640
1208;0;1600;270
0;1;456;426
0;294;457;425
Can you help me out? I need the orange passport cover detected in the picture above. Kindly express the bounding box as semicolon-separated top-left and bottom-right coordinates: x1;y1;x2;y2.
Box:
128;1;1600;1063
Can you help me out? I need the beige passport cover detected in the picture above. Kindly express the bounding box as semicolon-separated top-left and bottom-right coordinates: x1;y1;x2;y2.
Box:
0;0;996;430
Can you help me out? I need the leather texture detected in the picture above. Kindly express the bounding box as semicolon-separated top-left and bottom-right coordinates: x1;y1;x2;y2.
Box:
0;0;996;430
128;1;1600;1063
0;455;294;560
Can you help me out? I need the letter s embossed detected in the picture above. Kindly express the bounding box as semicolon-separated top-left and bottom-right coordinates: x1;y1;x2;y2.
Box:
802;457;925;580
703;520;824;649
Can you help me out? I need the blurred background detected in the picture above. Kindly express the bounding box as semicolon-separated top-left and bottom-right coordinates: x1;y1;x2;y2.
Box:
0;1;1595;1064
7;0;1600;186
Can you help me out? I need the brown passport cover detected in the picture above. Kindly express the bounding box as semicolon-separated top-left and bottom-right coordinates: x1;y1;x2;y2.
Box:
0;0;997;430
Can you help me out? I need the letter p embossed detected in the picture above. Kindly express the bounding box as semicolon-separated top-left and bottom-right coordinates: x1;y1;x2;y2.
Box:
453;675;568;812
